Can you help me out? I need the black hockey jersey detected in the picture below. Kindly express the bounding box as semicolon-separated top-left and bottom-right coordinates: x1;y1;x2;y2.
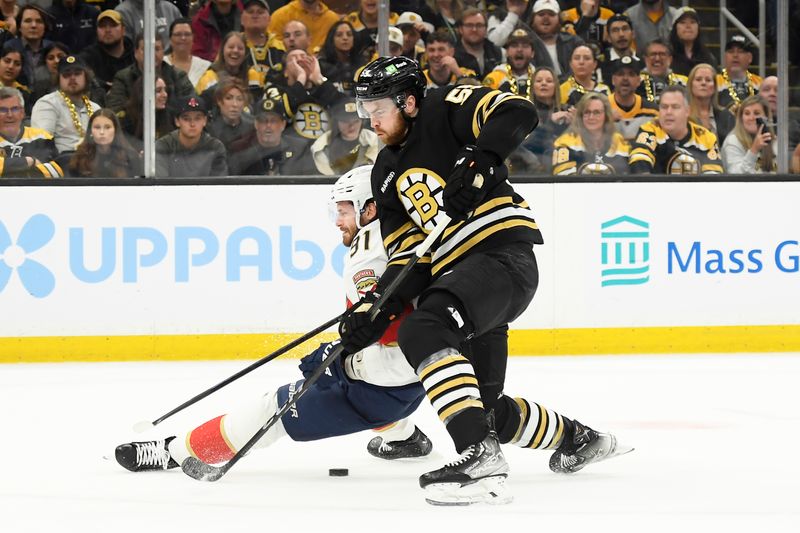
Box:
629;120;723;175
371;85;543;303
552;131;630;175
0;126;62;178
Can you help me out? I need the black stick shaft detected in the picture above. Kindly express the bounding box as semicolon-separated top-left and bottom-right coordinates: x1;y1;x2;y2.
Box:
192;344;347;480
150;312;345;426
185;215;453;480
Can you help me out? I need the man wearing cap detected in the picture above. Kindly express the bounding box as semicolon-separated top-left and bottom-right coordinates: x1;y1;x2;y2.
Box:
310;96;379;175
717;35;763;110
268;0;340;53
0;86;62;178
600;12;639;82
607;55;658;140
191;0;243;62
529;0;583;77
482;28;535;100
624;0;679;50
454;8;502;79
636;38;686;104
155;96;228;177
422;30;477;90
396;11;429;62
241;0;286;80
229;87;315;175
115;0;182;49
31;55;102;154
79;10;136;92
561;0;615;48
47;0;99;53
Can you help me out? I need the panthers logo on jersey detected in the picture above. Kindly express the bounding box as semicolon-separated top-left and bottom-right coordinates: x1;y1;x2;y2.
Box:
293;102;329;139
667;150;701;175
396;168;446;232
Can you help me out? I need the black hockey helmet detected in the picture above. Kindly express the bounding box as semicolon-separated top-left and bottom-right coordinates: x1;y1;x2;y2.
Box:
355;56;426;114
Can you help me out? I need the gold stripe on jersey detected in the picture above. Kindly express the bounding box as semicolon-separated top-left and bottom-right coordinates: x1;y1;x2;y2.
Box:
418;349;483;425
441;196;517;240
432;218;539;276
630;119;721;174
0;127;55;146
35;161;62;178
471;91;531;138
511;397;565;450
383;220;419;255
432;199;539;276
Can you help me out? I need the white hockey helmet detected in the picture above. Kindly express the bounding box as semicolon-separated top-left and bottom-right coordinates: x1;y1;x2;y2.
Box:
330;165;374;229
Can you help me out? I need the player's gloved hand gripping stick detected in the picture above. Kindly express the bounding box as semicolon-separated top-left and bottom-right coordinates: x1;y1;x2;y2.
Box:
181;212;454;482
132;313;347;433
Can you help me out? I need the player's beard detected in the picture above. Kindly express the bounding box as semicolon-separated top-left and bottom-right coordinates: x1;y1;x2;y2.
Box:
378;119;409;146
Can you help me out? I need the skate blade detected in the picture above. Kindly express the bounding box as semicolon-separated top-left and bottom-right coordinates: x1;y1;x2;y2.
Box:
424;475;512;506
578;438;635;471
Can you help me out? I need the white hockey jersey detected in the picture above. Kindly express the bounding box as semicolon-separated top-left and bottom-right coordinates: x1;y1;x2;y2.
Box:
342;219;418;387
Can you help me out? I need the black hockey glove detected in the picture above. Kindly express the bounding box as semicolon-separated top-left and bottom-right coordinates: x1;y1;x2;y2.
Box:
298;340;345;389
442;145;497;221
338;291;403;354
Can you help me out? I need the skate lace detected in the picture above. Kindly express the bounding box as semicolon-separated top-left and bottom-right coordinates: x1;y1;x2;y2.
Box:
135;440;170;469
445;444;477;468
559;453;579;469
378;440;393;453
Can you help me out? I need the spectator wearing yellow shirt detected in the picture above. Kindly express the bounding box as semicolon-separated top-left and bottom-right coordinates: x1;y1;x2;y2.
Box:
268;0;341;53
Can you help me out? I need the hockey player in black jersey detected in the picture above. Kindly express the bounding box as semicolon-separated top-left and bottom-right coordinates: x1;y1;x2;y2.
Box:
339;56;632;506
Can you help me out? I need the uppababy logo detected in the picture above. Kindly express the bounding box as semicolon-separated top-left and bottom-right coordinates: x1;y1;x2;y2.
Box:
0;214;56;298
600;215;650;287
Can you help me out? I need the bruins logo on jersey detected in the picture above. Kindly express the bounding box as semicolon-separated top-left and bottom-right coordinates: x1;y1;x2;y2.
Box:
293;102;329;139
667;150;701;175
578;162;615;175
396;168;446;232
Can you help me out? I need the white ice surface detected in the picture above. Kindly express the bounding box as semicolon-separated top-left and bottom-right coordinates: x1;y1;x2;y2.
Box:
1;354;799;533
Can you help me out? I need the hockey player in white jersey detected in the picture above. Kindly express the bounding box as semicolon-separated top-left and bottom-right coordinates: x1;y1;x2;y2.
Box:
114;165;432;473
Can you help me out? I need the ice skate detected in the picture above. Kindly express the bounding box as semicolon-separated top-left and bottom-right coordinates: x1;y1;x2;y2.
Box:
368;426;433;460
419;429;511;506
549;420;633;474
115;437;179;472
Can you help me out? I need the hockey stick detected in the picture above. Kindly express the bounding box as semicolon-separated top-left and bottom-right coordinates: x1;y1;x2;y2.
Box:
132;312;346;433
181;213;452;482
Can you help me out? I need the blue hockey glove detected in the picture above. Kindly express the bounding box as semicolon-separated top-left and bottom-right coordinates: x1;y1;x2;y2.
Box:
338;291;402;355
442;145;496;221
298;340;345;389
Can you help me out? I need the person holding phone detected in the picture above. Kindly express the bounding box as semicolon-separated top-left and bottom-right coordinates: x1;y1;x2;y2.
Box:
721;95;777;174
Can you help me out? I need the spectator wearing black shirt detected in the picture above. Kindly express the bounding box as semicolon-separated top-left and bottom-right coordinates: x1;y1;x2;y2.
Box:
47;0;100;53
668;7;716;77
454;8;502;79
79;10;136;91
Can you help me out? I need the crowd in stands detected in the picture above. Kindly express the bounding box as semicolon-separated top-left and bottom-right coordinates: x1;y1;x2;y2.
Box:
0;0;799;178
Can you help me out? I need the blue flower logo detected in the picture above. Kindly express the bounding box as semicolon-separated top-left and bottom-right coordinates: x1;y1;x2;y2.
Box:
0;214;56;298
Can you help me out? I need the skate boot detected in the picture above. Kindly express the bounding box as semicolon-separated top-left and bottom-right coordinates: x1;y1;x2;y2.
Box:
115;437;179;472
549;420;633;474
419;429;511;506
367;426;433;460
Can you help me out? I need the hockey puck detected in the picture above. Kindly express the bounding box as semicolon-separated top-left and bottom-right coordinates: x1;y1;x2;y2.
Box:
329;468;349;477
